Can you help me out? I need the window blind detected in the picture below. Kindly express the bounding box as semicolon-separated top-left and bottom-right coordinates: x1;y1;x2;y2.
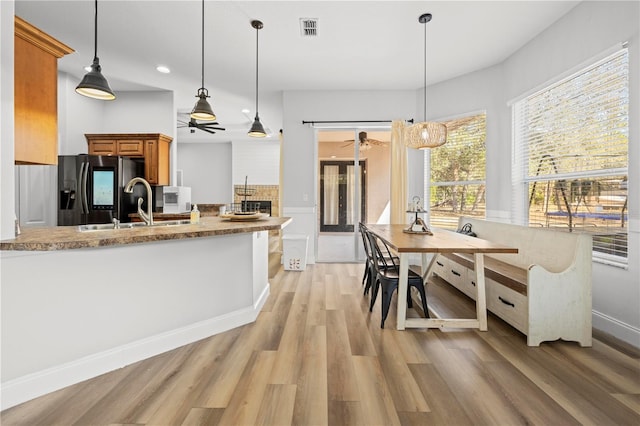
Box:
512;48;629;261
426;112;487;229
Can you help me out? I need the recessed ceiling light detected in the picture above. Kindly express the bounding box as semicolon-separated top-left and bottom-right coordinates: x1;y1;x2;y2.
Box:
83;65;91;72
156;65;171;74
241;108;250;114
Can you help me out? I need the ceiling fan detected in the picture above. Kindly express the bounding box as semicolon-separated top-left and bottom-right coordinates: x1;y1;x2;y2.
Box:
177;114;226;135
342;131;388;150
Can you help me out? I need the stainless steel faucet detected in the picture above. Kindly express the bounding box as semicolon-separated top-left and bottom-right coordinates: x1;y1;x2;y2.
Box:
124;177;154;225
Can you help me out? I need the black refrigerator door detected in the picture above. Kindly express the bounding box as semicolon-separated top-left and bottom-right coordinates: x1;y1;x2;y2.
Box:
58;155;120;225
58;155;85;226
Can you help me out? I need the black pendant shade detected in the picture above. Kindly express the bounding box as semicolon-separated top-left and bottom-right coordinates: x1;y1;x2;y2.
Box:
191;0;216;121
248;19;266;137
76;0;115;100
191;88;216;121
248;115;266;137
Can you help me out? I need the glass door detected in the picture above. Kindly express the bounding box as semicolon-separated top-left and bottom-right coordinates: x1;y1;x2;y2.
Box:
320;160;365;232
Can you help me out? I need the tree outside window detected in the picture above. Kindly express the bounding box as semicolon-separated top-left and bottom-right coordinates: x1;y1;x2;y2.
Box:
427;112;487;229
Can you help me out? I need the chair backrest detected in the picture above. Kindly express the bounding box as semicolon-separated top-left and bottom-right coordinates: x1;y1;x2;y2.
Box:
366;230;398;273
359;222;374;262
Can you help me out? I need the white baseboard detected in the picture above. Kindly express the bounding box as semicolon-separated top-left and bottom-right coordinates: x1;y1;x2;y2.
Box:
1;287;270;411
592;309;640;349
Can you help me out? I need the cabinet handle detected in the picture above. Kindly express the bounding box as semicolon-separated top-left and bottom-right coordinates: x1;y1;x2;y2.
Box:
451;270;461;277
498;296;515;307
471;281;476;286
436;261;444;267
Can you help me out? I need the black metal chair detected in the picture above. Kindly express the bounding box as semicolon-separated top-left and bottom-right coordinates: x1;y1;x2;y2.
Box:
366;229;429;328
359;222;398;297
359;222;373;291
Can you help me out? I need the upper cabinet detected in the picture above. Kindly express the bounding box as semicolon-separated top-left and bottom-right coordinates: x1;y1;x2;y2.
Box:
86;133;173;185
14;16;73;165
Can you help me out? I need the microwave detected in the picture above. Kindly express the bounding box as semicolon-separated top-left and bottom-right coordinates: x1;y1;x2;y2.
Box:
163;186;191;213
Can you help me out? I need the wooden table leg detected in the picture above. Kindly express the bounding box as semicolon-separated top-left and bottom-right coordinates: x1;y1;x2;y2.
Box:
474;253;488;331
396;253;409;330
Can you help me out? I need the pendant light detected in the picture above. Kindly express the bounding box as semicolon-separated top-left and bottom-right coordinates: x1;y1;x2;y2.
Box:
405;13;447;149
248;20;267;137
75;0;115;100
191;0;216;121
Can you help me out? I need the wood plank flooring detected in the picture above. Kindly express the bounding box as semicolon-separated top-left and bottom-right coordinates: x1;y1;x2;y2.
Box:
2;263;639;425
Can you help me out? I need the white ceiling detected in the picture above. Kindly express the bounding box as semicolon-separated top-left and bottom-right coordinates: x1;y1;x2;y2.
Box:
15;0;579;140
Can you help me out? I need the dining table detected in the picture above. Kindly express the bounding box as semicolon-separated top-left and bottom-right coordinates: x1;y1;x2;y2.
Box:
365;224;518;331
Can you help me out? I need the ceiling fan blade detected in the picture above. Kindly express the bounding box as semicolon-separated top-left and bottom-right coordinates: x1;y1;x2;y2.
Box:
200;125;226;131
200;128;217;134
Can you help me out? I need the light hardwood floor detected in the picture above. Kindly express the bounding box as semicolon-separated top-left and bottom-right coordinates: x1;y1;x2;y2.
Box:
2;263;639;425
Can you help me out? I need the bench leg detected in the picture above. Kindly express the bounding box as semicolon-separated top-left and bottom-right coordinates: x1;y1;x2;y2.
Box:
474;253;488;331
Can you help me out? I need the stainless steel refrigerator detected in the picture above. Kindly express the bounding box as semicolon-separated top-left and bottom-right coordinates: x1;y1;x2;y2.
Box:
57;155;145;225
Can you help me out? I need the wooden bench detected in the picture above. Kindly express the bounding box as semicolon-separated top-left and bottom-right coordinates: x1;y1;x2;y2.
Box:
431;216;592;347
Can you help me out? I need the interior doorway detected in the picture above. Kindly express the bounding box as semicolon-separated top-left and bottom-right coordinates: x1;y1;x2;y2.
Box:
316;129;391;262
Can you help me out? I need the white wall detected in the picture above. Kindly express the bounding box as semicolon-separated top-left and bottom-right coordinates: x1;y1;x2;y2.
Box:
232;139;280;185
177;142;233;204
57;72;104;155
57;75;176;155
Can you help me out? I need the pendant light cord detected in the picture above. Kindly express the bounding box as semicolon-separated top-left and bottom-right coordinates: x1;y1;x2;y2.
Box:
93;0;98;60
201;0;205;90
255;24;259;115
423;18;427;122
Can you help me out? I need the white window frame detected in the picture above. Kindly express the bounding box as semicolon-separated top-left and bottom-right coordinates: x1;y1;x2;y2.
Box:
511;45;629;267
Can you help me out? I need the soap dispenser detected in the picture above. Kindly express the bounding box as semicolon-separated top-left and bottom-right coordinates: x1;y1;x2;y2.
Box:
190;204;200;224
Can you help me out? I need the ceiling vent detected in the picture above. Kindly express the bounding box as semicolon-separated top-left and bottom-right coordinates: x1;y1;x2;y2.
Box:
300;18;318;37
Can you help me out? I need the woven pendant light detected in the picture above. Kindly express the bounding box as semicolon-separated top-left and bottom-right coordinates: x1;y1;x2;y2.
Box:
405;13;447;149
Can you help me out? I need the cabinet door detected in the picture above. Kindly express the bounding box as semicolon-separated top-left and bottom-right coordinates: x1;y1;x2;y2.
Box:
14;17;72;165
144;140;158;185
117;140;144;157
88;140;117;156
144;138;170;185
14;36;58;165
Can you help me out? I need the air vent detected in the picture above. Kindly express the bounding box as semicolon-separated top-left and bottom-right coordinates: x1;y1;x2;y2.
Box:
300;18;318;37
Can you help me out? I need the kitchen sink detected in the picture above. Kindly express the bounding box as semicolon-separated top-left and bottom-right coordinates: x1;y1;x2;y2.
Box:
78;219;192;232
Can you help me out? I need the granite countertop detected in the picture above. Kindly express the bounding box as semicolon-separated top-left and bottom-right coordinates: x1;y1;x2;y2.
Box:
1;216;291;251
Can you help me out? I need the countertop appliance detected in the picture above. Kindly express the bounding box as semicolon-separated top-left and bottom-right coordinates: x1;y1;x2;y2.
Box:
163;186;192;213
57;154;144;225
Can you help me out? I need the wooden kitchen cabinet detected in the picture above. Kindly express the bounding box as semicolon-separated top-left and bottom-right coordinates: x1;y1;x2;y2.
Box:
86;133;172;185
14;16;73;165
86;138;145;157
87;140;117;156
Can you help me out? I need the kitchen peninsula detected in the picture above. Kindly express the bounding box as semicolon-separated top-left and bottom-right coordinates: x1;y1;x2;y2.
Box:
0;216;290;409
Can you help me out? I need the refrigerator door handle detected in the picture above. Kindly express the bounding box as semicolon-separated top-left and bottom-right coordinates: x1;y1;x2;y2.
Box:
80;161;90;214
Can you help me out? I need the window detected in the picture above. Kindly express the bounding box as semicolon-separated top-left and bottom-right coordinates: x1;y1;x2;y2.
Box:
426;112;487;229
512;47;629;263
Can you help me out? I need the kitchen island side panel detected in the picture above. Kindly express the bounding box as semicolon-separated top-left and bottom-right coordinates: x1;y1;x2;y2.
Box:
1;232;268;409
